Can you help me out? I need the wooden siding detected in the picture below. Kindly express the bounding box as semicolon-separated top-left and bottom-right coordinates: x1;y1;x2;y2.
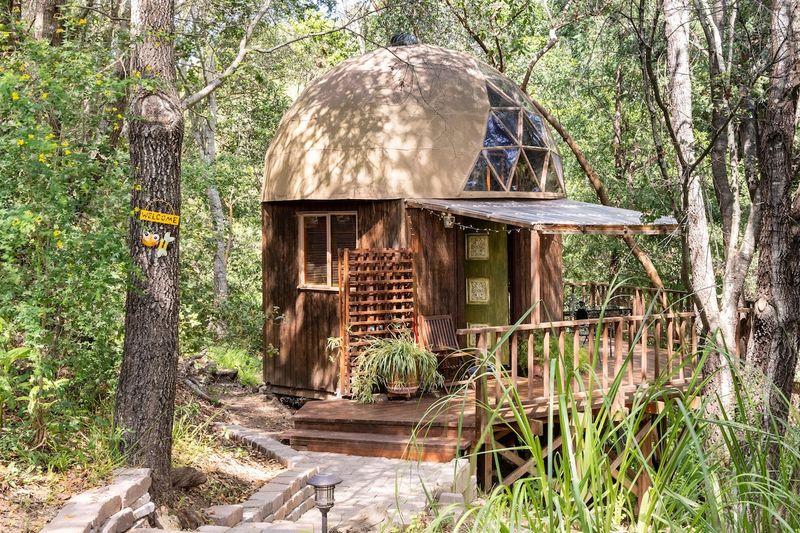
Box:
406;208;466;330
539;234;563;321
508;231;563;323
262;200;406;395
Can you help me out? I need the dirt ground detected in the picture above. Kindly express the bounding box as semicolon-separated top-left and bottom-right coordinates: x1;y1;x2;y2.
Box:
211;383;295;433
0;382;296;532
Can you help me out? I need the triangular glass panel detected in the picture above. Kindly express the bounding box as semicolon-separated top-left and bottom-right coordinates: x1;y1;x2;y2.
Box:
510;153;540;192
522;112;547;148
464;154;489;191
524;148;548;184
487;84;516;107
490;76;526;106
545;153;564;193
464;154;504;191
522;112;546;147
485;148;519;188
483;113;515;147
493;109;520;140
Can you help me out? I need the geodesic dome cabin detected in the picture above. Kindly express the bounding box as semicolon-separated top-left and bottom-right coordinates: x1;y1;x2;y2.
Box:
261;42;677;397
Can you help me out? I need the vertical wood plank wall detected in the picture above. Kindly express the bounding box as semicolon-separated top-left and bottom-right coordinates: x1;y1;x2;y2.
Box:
263;201;563;396
262;200;406;396
406;208;466;330
539;234;564;322
508;231;564;323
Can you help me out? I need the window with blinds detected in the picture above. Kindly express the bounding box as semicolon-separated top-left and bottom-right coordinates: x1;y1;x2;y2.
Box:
300;213;357;287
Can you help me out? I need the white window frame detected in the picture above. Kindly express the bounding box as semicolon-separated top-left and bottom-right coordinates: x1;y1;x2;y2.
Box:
298;211;358;290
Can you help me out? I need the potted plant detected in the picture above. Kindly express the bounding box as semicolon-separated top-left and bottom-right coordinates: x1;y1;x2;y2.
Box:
351;332;444;403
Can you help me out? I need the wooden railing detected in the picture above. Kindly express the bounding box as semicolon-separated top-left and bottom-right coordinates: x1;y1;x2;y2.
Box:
563;281;692;316
457;311;699;415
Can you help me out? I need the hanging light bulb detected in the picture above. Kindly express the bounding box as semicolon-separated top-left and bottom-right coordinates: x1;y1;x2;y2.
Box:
442;213;455;228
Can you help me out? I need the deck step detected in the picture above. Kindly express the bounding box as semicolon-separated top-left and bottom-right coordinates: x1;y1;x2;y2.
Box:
280;429;472;463
292;417;473;439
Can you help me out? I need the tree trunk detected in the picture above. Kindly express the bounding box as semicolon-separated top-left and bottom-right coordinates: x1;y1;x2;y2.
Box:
748;0;800;462
664;0;735;409
21;0;63;43
192;55;229;336
115;0;183;503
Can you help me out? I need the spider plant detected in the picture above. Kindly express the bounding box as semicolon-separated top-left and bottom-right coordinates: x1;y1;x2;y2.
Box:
351;332;444;404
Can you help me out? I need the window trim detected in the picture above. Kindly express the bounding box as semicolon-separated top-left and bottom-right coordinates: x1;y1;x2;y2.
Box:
298;211;358;289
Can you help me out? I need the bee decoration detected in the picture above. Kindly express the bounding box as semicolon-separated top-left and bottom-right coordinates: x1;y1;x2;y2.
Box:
156;232;175;257
142;231;160;248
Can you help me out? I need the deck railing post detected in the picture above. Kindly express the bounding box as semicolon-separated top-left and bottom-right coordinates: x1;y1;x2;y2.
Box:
475;332;491;490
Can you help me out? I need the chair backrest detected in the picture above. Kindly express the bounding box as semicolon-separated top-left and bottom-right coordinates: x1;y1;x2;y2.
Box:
420;315;459;352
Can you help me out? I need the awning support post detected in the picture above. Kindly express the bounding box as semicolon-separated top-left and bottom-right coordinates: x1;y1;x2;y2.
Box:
530;230;541;325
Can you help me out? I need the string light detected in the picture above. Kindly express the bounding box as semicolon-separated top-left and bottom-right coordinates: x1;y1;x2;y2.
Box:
418;207;526;234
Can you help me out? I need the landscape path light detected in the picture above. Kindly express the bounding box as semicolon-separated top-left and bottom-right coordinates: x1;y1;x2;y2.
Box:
307;472;342;533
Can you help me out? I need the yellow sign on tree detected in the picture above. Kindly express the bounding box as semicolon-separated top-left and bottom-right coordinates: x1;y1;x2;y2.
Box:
139;209;180;226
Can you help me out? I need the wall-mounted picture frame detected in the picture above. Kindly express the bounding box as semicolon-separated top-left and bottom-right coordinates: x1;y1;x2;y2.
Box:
466;277;490;304
466;233;490;260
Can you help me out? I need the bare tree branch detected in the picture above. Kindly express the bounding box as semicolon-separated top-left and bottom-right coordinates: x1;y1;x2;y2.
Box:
181;0;272;109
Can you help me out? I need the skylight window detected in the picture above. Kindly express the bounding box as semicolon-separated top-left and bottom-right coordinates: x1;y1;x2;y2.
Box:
464;66;565;194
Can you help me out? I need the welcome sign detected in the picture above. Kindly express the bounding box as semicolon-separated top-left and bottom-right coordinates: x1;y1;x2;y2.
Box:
139;209;180;226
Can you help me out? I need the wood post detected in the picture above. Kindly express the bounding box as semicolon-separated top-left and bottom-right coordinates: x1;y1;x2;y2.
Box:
530;230;541;324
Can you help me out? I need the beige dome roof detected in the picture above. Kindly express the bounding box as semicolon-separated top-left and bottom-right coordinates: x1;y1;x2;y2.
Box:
262;44;564;202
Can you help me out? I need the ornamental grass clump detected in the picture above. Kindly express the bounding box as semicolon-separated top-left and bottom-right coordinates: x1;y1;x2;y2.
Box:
419;280;800;532
352;332;444;404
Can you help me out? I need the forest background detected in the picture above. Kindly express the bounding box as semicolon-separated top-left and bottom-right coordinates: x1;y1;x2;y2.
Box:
0;0;797;517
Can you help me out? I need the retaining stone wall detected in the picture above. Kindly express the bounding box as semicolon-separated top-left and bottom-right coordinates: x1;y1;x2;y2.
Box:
40;468;154;533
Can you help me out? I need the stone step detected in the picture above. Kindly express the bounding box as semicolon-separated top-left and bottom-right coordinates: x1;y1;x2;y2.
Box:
280;429;471;462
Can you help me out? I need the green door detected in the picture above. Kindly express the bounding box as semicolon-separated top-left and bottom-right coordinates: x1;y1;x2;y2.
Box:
464;221;509;351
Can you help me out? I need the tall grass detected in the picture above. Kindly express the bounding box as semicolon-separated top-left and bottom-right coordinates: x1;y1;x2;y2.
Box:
206;345;263;387
425;284;800;532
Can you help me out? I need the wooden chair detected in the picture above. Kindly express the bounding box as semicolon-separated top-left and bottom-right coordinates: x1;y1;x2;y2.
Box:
419;315;473;384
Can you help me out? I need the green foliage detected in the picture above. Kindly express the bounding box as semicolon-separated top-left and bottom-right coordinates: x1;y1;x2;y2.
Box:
352;333;444;404
206;345;263;387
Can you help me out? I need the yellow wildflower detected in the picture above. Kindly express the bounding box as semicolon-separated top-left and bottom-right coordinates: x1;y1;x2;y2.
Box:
41;92;48;99
27;134;34;139
133;184;142;191
61;140;69;147
45;133;54;140
19;73;29;81
56;240;64;249
78;18;87;25
64;149;71;156
95;79;103;86
24;210;32;216
34;215;42;224
16;139;24;146
55;28;65;34
111;106;118;112
53;229;61;237
11;92;19;100
11;219;19;226
38;153;47;163
116;113;123;119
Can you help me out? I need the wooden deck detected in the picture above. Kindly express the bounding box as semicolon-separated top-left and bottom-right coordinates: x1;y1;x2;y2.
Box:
282;343;694;462
282;395;476;463
280;311;725;487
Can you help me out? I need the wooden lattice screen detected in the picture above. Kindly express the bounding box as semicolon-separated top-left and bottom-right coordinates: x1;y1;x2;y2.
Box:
338;248;416;395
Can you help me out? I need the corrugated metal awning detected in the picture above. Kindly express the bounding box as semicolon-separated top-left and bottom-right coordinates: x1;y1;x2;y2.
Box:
405;198;678;235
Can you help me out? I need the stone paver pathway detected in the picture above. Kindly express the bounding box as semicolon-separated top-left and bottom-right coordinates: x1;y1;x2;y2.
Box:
203;424;472;533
